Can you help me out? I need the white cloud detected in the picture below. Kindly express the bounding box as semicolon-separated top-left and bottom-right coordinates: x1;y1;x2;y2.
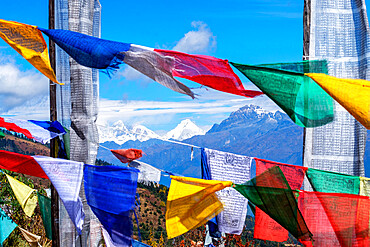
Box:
0;62;49;112
173;21;216;53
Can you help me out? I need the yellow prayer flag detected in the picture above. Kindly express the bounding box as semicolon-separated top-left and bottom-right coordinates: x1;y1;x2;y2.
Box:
305;73;370;129
360;177;370;196
166;176;232;239
5;174;37;217
0;19;61;84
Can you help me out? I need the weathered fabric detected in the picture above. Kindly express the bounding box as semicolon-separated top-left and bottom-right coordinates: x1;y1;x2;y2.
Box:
84;165;139;246
0;151;48;179
298;191;370;247
360;177;370;197
37;193;52;240
202;148;252;234
0;208;17;245
128;160;161;184
231;61;334;127
0;19;59;84
166;175;232;239
303;0;368;187
305;73;370;129
5;174;37;217
0;117;66;144
306;168;360;194
33;156;85;234
111;149;143;163
18;227;41;247
233;166;312;242
254;158;307;242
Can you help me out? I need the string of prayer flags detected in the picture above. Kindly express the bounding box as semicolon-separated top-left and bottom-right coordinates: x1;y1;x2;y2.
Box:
202;148;252;234
37;193;52;240
111;149;143;163
0;19;59;84
0;117;66;144
233;166;312;242
305;73;370;129
166;175;232;239
5;174;37;217
128;160;161;184
253;158;307;242
306;168;360;194
0;150;48;179
84;165;139;246
298;191;370;246
18;227;41;247
33;156;84;234
0;208;17;245
231;60;334;127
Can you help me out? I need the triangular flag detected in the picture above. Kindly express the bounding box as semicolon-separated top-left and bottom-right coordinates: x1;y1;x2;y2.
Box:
33;156;84;234
111;149;143;163
37;193;52;239
305;73;370;129
0;208;17;245
18;227;41;247
0;19;59;84
166;176;232;239
5;174;37;217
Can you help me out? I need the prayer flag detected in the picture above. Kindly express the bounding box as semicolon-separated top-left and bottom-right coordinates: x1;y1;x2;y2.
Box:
233;166;312;242
0;151;48;179
202;148;252;234
0;19;59;84
37;193;52;239
166;175;232;239
18;227;41;247
0;117;66;144
254;158;307;242
84;165;139;246
5;174;37;217
360;177;370;196
306;168;360;194
33;156;84;234
231;60;334;127
0;208;17;245
128;160;161;184
305;73;370;129
111;149;143;163
0;131;4;138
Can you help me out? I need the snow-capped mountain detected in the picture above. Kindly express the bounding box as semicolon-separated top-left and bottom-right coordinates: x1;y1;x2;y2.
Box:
98;119;205;144
164;119;206;141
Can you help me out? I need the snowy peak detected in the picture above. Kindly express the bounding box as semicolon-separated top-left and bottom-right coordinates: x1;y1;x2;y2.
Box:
165;119;205;141
131;124;161;142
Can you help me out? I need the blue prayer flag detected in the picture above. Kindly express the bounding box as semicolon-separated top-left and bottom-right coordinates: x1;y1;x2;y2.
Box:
0;208;17;245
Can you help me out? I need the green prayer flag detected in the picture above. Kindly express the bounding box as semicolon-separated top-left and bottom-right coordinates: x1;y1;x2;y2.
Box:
306;168;360;194
233;166;312;242
37;193;52;239
0;131;4;138
231;60;334;127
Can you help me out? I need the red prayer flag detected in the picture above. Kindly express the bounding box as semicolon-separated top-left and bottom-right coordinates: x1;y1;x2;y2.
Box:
154;49;263;98
254;158;307;242
0;150;48;179
111;149;143;163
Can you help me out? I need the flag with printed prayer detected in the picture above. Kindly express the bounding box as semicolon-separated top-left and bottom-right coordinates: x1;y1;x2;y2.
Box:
5;174;37;217
306;168;360;194
111;149;143;163
360;177;370;196
0;19;59;84
33;156;84;234
254;158;307;242
0;208;17;245
84;165;139;246
38;28;262;98
0;117;66;144
233;166;312;242
231;60;334;127
305;73;370;129
0;151;48;179
202;148;252;234
128;160;161;184
37;193;52;239
166;175;232;239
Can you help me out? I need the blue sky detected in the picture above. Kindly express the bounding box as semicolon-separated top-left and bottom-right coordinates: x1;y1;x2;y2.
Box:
0;0;366;133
